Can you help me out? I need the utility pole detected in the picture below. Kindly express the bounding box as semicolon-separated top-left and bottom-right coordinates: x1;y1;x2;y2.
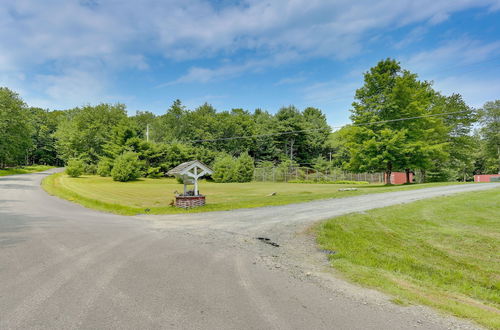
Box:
146;124;150;142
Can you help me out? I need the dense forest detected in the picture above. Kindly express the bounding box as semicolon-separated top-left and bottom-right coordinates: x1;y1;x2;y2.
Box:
1;59;499;182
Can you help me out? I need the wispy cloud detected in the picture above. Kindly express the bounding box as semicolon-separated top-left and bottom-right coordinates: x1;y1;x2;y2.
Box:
406;39;500;73
1;0;500;108
274;75;307;86
163;52;300;85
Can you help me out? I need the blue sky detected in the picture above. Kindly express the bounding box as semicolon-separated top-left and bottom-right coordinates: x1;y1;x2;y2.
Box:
1;1;500;127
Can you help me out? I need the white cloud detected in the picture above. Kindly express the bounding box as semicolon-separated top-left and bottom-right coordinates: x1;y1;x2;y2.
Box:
406;39;500;72
274;75;307;86
434;75;500;108
165;51;300;84
1;0;500;106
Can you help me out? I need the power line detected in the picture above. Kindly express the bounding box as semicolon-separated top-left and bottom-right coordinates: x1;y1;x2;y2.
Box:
186;109;477;143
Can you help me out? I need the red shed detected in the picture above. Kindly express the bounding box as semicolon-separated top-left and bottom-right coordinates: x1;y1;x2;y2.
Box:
384;172;413;184
474;174;500;182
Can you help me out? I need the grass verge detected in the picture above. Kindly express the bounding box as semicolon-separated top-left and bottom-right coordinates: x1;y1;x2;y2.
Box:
42;172;468;215
0;165;54;177
316;188;500;329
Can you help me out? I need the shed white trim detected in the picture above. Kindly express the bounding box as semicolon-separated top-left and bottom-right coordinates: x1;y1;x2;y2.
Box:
167;160;213;196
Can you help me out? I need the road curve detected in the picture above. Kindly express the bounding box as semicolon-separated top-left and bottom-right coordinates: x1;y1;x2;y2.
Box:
1;169;497;329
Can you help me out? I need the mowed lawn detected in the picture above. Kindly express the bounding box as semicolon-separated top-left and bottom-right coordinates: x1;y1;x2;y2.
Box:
316;188;500;329
0;165;54;177
43;172;465;215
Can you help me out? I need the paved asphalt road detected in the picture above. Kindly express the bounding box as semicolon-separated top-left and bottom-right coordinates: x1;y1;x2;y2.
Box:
1;169;498;330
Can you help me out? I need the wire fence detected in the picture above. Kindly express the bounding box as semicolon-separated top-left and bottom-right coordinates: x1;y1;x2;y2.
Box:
253;167;385;183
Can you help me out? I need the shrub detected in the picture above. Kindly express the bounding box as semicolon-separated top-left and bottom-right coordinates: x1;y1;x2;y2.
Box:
84;163;97;175
212;155;237;183
111;152;142;182
97;158;113;177
212;153;255;183
66;158;84;177
145;166;162;178
234;152;254;182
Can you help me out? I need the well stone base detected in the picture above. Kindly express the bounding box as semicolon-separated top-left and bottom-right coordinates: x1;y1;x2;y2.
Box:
175;195;206;208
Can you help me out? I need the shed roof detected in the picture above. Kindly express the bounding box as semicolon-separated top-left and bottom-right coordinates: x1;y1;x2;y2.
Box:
167;160;213;176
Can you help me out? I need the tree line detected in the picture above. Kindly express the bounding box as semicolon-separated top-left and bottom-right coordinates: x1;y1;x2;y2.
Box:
0;58;498;182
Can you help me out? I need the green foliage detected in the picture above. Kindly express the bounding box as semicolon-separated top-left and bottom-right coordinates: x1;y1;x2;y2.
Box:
66;158;85;177
212;154;237;183
111;152;142;182
54;103;128;163
212;153;255;183
145;166;162;178
0;87;33;168
0;76;493;183
84;163;97;175
347;59;449;182
97;158;113;177
479;100;500;174
312;156;332;173
27;107;64;166
234;152;254;182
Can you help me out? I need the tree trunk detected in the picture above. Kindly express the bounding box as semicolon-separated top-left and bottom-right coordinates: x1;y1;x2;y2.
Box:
405;168;411;184
385;162;392;185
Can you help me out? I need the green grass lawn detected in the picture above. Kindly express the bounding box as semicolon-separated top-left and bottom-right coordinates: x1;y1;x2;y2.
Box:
42;172;467;215
316;188;500;329
0;165;54;177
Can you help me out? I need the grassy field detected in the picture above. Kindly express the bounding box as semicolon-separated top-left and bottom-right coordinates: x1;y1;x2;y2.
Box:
42;172;467;215
0;165;54;177
316;188;500;329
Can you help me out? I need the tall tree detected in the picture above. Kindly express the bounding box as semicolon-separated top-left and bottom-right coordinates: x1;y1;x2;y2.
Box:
27;108;64;166
131;111;156;141
347;58;447;183
300;107;331;162
251;109;279;162
479;100;500;173
54;104;128;163
275;106;306;162
0;87;33;167
427;94;478;181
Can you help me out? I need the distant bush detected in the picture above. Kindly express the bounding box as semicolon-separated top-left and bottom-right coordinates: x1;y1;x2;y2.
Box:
213;153;254;183
84;163;97;175
212;155;236;183
145;166;162;178
66;158;84;177
234;152;254;182
97;158;113;177
288;179;369;185
111;152;142;182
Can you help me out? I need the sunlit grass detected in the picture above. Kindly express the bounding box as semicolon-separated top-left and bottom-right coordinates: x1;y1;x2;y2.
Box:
42;172;467;215
316;188;500;329
0;165;54;177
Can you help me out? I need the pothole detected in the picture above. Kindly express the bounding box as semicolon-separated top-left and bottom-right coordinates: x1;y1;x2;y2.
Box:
256;237;280;247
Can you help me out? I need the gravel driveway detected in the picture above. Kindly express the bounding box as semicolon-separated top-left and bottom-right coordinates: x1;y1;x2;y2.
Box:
1;168;497;329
